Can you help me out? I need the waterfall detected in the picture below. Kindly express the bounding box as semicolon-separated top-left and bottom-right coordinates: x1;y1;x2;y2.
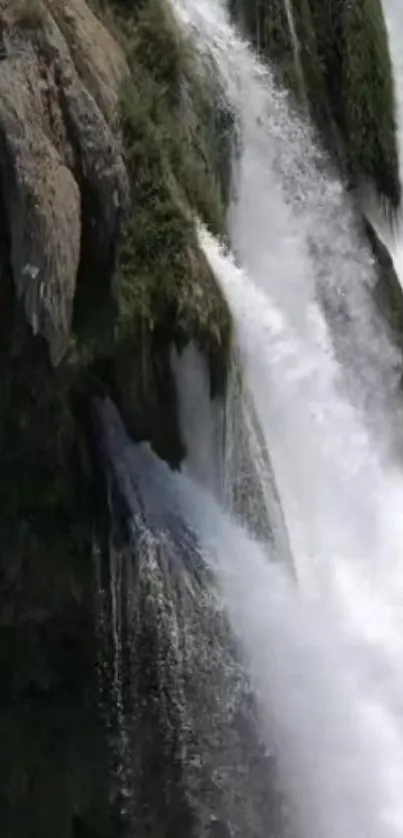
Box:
93;1;403;837
199;224;403;658
172;0;403;457
172;340;293;563
170;341;225;498
93;397;286;837
94;392;403;838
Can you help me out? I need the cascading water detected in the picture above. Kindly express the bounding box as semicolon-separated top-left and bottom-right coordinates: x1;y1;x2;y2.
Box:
172;340;292;559
93;397;286;838
95;391;403;838
172;0;403;459
93;1;403;836
169;0;403;832
199;225;403;656
179;468;403;838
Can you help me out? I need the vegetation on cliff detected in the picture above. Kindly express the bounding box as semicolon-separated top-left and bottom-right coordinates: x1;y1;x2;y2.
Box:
230;0;401;211
0;0;233;834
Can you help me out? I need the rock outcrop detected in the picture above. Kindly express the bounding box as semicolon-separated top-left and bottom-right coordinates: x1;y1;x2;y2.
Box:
0;0;130;364
0;1;233;834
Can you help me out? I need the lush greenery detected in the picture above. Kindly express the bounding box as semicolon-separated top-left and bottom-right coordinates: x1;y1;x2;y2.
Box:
74;0;233;458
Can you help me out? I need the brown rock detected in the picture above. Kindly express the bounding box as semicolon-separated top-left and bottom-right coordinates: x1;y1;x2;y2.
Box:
0;0;130;364
47;0;129;125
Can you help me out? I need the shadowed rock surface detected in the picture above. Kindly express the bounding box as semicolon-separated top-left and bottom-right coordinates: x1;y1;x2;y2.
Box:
0;0;232;833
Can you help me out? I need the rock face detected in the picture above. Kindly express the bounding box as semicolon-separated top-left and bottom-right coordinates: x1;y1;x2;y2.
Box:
0;0;130;364
0;1;232;834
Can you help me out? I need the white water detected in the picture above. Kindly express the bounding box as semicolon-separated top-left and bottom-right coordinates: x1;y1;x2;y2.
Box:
171;341;225;497
166;0;403;836
172;0;403;453
112;426;403;838
200;226;403;642
183;480;403;838
193;238;403;835
172;341;293;562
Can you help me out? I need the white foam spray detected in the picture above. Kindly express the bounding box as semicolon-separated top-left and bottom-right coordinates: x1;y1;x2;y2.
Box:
118;433;403;838
195;224;403;837
158;1;403;835
171;0;403;452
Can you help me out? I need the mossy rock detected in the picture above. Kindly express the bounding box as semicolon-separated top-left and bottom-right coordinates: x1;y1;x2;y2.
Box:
0;0;234;606
339;0;400;207
72;0;233;464
0;1;236;832
231;0;400;209
89;0;233;461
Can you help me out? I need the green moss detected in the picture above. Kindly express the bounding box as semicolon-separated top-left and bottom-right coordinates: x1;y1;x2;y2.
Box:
121;0;232;234
108;0;232;417
74;0;233;409
116;80;226;329
68;0;233;466
126;0;189;100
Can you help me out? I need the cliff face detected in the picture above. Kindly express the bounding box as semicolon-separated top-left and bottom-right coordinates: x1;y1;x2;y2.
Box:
0;0;130;363
0;0;232;834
